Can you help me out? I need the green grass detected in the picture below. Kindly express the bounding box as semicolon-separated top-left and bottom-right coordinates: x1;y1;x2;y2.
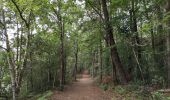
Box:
112;85;170;100
28;90;53;100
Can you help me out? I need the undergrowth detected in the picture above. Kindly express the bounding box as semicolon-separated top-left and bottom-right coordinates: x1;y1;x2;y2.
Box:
99;82;170;100
26;90;53;100
112;85;169;100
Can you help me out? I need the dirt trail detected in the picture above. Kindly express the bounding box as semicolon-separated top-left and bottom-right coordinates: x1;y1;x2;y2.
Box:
51;72;113;100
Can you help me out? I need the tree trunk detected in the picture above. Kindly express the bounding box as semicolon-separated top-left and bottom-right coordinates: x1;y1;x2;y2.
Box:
74;40;78;81
2;10;16;100
155;3;165;75
63;23;66;85
91;51;95;78
52;0;66;90
129;0;144;81
99;37;103;82
60;22;65;90
10;0;33;96
0;62;2;96
99;1;103;82
166;0;170;88
15;25;31;96
131;0;141;59
16;21;19;63
101;0;128;84
59;16;65;91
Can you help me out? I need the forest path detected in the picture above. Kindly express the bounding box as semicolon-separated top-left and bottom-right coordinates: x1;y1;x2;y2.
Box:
51;71;113;100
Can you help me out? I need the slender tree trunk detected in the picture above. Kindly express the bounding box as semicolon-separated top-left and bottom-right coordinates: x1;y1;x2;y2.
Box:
166;0;170;88
99;38;103;82
131;0;141;59
74;52;78;81
0;62;3;97
10;0;33;96
63;23;66;85
60;23;64;90
129;0;144;81
53;72;56;88
19;24;23;64
16;21;19;63
74;40;78;81
91;51;95;78
15;21;20;86
59;15;65;90
155;4;164;74
101;0;128;84
15;25;31;95
29;31;33;91
53;0;66;90
99;1;103;82
2;10;16;100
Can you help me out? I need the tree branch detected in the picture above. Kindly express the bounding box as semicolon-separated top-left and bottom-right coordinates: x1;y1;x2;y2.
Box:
87;1;104;21
10;0;29;27
0;45;7;51
0;20;5;27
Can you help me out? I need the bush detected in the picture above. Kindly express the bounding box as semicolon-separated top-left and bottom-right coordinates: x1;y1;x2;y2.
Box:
100;83;109;91
152;91;168;100
114;86;127;95
28;90;53;100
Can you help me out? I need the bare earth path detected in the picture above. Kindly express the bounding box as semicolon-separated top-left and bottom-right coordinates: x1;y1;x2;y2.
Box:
51;74;113;100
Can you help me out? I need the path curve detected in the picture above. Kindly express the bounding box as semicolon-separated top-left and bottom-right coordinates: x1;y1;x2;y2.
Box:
51;74;113;100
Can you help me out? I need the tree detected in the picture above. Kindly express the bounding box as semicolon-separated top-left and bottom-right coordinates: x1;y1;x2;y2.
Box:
166;0;170;87
101;0;128;84
1;9;16;100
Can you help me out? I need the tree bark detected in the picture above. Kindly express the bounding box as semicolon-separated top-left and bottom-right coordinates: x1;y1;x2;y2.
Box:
15;24;31;96
131;0;141;59
2;10;16;100
99;37;103;82
129;0;144;81
59;10;65;90
10;0;33;96
52;0;66;90
155;3;164;74
0;66;2;96
166;0;170;88
101;0;128;84
60;20;65;90
74;40;78;81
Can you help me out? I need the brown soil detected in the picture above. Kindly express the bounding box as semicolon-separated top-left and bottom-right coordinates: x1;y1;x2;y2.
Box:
51;74;113;100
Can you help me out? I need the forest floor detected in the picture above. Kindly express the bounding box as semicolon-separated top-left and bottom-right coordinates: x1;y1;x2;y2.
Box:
51;72;113;100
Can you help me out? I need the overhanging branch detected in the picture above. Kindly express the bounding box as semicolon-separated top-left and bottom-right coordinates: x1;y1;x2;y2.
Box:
87;1;104;21
10;0;29;28
0;45;7;51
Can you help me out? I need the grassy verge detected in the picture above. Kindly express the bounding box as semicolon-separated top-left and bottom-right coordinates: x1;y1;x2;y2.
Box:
112;85;170;100
99;83;170;100
27;90;53;100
